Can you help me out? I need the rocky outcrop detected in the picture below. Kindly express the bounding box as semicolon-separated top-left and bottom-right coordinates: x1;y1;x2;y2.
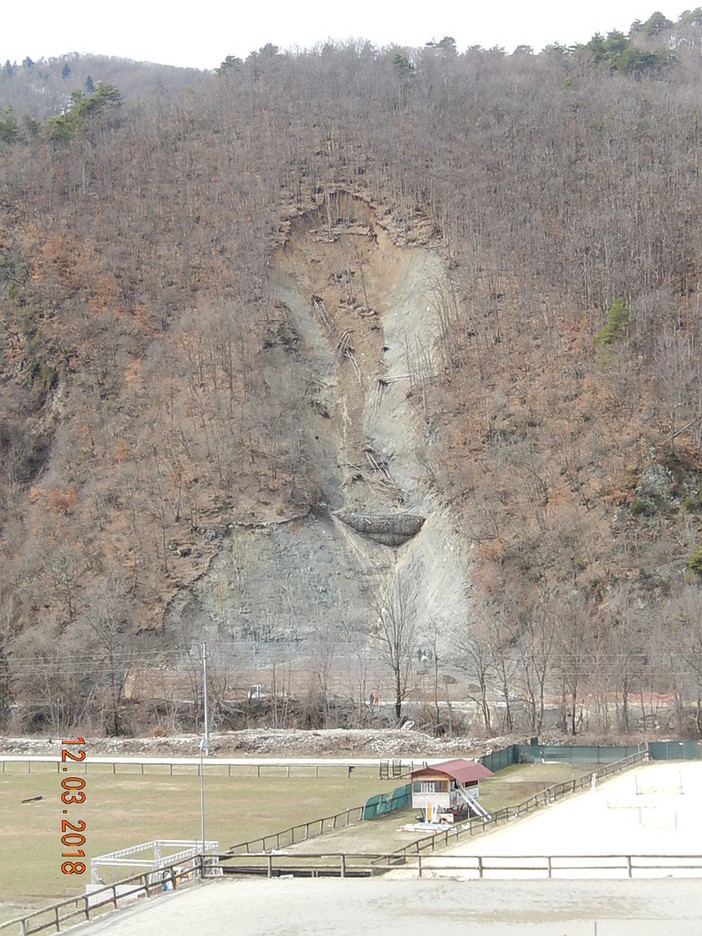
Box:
334;509;425;546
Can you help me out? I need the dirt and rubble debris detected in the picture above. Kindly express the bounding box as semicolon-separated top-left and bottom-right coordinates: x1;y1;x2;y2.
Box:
0;729;521;759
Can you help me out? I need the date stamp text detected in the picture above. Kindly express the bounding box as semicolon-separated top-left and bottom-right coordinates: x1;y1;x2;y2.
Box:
60;737;86;875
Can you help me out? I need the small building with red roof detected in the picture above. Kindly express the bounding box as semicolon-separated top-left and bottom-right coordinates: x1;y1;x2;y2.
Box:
410;758;494;822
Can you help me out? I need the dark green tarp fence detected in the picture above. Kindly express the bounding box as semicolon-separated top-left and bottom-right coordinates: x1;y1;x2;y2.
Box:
363;783;411;820
480;741;701;773
648;740;702;760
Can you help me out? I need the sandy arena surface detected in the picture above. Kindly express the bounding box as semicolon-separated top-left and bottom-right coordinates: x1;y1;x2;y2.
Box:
425;760;702;878
67;877;702;936
68;762;702;935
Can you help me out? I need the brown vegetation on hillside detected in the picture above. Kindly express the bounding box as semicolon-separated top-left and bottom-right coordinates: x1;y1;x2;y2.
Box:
1;16;702;737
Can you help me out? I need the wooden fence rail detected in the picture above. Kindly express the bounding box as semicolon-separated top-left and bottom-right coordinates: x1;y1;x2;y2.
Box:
0;758;408;780
0;856;217;936
218;849;702;880
227;805;366;854
5;846;701;935
412;852;702;880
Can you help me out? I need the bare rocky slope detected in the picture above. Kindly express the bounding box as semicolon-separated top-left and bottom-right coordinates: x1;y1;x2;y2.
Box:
165;195;471;648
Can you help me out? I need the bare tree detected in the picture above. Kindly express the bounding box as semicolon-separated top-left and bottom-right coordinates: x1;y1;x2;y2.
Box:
515;601;556;735
368;569;417;722
664;585;702;736
79;575;138;736
553;589;594;736
454;614;495;733
655;322;702;457
10;621;93;734
606;585;650;734
309;617;339;725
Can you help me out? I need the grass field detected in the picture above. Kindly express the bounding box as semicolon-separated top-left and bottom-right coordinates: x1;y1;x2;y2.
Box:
0;759;595;924
478;761;595;812
0;761;396;920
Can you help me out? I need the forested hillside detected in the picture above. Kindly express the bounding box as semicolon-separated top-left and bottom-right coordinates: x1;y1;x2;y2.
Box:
1;12;702;738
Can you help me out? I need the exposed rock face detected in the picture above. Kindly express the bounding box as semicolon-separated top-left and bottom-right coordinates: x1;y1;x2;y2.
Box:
167;195;472;651
335;509;426;546
165;513;397;643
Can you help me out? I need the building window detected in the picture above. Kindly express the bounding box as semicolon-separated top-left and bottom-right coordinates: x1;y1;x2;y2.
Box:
413;780;447;794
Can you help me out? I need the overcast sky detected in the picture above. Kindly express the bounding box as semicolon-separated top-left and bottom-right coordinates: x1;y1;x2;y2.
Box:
3;2;688;70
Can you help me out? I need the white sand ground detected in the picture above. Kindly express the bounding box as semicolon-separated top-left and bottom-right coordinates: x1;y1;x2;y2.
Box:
65;877;702;936
65;762;702;935
415;760;702;880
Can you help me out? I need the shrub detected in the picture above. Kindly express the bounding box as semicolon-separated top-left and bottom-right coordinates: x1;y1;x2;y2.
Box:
630;497;655;516
685;546;702;576
594;298;629;348
683;482;702;513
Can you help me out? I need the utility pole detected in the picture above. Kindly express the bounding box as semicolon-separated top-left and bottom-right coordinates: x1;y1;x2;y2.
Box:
202;641;210;755
199;738;206;870
200;642;209;874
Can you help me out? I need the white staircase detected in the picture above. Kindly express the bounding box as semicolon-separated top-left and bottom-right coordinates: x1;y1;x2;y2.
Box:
456;786;492;821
